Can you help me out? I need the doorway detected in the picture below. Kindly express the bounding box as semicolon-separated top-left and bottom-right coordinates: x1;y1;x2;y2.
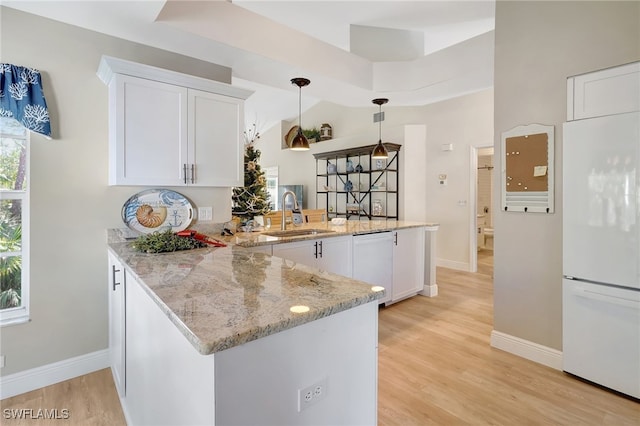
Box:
470;146;494;273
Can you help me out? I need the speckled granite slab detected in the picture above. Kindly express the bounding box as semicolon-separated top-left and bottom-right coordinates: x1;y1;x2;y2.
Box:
108;242;385;355
220;220;439;248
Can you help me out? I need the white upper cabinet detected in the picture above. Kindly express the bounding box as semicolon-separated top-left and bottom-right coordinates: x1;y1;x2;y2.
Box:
98;56;252;186
110;74;189;186
188;89;244;187
567;61;639;121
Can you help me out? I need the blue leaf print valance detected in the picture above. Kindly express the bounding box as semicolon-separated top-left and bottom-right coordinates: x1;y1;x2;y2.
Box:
0;63;52;138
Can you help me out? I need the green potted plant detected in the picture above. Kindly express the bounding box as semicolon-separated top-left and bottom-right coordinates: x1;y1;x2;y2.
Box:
302;127;321;143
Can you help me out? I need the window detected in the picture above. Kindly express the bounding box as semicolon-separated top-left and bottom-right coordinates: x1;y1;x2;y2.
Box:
0;118;29;325
264;166;278;211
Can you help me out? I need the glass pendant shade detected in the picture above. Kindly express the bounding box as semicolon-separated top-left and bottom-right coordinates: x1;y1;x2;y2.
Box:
290;77;311;151
371;98;389;159
290;128;309;151
372;140;388;158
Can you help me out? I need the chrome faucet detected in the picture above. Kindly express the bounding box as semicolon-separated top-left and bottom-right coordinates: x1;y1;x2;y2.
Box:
281;190;299;230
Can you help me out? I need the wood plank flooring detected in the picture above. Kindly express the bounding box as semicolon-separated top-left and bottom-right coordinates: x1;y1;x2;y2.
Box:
0;367;125;425
378;250;639;425
2;249;638;425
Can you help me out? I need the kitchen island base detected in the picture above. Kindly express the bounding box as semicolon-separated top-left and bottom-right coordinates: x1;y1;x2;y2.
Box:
121;272;378;425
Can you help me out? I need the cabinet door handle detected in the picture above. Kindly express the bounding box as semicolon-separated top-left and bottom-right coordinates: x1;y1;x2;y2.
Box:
314;241;318;259
183;164;188;184
112;265;121;291
394;232;398;246
319;240;323;258
190;164;195;184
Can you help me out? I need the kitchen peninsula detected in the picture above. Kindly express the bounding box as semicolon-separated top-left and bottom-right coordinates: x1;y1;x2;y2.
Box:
107;220;437;425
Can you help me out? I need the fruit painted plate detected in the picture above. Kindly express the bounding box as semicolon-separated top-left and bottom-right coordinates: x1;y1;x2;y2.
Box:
122;189;194;234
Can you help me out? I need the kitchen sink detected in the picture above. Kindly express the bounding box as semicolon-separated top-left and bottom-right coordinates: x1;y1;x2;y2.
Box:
262;229;336;238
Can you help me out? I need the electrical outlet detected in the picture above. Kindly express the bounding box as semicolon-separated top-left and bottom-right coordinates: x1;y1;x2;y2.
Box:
198;207;213;221
297;377;327;412
1;355;5;368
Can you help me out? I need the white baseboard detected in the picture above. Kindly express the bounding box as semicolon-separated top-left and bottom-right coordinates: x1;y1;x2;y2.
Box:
0;349;109;400
419;284;438;297
436;258;470;271
490;330;563;371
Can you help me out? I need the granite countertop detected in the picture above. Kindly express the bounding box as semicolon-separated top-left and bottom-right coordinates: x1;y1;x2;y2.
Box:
107;220;438;356
218;220;440;248
108;240;385;355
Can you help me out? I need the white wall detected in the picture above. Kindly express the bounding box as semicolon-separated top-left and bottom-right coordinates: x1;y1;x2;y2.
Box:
258;89;494;270
0;7;236;376
493;1;640;350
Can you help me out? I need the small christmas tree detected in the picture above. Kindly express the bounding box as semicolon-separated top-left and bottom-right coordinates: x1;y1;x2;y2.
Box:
232;124;272;222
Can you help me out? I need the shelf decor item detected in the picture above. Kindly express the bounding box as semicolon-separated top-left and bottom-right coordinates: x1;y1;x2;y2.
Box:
347;203;359;213
373;199;384;216
346;159;354;172
122;188;194;234
302;127;321;143
320;123;333;140
327;162;337;173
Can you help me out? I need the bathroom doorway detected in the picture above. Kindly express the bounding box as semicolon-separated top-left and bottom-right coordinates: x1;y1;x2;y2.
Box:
470;146;494;274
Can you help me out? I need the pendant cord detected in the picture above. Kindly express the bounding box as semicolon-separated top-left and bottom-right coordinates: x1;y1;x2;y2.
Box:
378;104;382;142
298;86;302;130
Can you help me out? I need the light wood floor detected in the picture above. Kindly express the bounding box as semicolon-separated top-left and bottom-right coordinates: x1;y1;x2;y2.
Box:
2;249;638;425
0;367;125;425
378;249;639;425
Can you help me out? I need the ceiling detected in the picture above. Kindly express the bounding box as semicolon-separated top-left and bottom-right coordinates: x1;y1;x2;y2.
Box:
2;0;496;130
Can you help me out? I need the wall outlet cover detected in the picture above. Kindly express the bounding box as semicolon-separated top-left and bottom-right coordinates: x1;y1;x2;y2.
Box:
198;207;213;221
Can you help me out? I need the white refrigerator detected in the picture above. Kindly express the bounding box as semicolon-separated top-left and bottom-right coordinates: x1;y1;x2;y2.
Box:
562;111;640;399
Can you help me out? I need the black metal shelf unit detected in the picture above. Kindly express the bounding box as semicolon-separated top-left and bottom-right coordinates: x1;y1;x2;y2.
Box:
313;143;401;220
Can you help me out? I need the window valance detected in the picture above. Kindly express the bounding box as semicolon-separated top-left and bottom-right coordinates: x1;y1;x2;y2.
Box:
0;63;51;138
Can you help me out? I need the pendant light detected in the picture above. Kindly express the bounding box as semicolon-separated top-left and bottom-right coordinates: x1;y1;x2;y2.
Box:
290;77;311;151
371;98;389;159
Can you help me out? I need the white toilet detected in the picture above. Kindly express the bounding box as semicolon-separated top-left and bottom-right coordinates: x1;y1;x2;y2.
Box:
484;227;494;250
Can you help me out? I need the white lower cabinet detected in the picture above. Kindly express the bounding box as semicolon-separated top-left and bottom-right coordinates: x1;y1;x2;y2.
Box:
352;228;426;305
352;232;394;304
109;249;378;425
271;228;427;305
392;228;425;301
272;236;352;277
107;251;126;398
125;270;215;425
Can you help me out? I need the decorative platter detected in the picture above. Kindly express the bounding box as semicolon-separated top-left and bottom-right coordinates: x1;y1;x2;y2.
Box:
122;189;194;234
